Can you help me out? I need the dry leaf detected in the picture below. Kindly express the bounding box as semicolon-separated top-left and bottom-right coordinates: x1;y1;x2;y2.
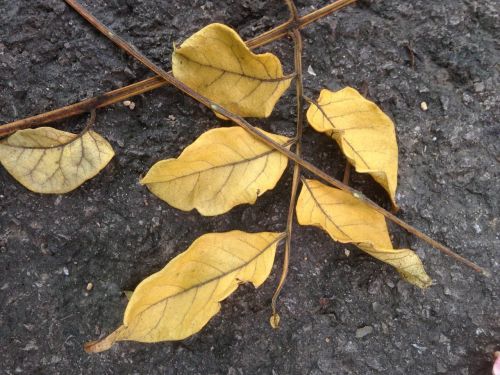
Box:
172;23;293;118
306;87;398;206
141;127;290;216
296;179;431;288
0;127;114;194
85;230;284;353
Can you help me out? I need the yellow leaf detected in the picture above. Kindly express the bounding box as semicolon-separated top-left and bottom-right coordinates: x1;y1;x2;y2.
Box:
306;87;398;206
296;179;431;288
141;127;291;216
84;231;284;353
0;127;114;194
172;23;293;118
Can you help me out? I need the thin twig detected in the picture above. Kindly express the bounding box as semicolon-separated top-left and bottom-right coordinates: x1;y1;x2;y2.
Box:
63;0;489;277
0;0;355;137
0;76;164;137
270;6;305;325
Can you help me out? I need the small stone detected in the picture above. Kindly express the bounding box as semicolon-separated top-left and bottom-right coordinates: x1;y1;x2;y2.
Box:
62;267;69;276
128;101;136;110
420;101;428;111
86;282;93;291
356;326;373;338
307;65;316;76
372;301;383;313
473;82;485;93
440;96;449;111
344;249;350;257
123;100;131;107
437;363;447;373
368;278;382;295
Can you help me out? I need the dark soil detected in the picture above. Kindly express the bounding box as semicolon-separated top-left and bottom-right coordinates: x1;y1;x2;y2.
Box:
0;0;498;374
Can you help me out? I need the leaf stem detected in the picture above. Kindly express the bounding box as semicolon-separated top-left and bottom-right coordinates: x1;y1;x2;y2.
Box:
63;0;489;277
270;18;305;323
0;0;355;138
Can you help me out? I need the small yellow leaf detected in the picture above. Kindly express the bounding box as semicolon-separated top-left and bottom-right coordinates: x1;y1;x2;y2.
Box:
306;87;398;206
0;127;114;194
84;231;284;353
141;127;290;216
172;23;293;118
296;179;431;288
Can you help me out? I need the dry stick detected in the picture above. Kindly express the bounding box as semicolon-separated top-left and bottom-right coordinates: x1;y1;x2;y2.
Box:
0;0;355;138
64;0;489;277
0;76;165;137
270;1;305;326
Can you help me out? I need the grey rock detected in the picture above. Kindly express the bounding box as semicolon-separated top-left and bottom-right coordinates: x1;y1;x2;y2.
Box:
356;326;374;338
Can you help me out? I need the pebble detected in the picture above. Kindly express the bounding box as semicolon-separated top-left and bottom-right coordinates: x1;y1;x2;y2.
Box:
372;301;383;313
123;100;135;110
356;326;373;338
86;282;93;291
474;82;485;93
420;101;428;111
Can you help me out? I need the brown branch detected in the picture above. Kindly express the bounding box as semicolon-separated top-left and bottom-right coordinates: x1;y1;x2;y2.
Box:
0;76;165;138
0;0;355;138
62;0;489;277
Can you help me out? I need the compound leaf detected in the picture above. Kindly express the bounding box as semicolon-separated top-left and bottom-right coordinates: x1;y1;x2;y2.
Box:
296;179;431;288
84;230;284;353
306;87;398;206
141;126;290;216
0;127;114;194
172;23;293;118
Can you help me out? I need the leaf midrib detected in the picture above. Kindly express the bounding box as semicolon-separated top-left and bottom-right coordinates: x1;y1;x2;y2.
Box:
145;147;280;184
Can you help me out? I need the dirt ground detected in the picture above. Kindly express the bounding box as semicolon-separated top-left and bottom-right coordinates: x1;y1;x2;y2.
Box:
0;0;498;374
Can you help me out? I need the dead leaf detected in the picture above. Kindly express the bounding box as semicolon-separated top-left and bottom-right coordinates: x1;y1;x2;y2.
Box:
0;127;114;194
296;179;431;288
306;87;398;206
141;126;290;216
84;230;284;352
172;23;293;118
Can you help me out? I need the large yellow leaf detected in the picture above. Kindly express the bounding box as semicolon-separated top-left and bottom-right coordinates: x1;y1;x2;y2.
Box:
306;87;398;206
141;127;290;216
172;23;293;118
0;127;114;194
296;179;431;288
84;230;284;353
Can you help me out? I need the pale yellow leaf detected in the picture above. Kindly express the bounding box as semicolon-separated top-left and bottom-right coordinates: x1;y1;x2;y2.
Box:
172;23;293;118
296;179;431;288
84;231;284;352
306;87;398;206
141;127;290;216
0;127;114;194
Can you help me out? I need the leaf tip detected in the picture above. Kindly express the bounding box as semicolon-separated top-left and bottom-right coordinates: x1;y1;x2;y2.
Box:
84;327;123;353
84;339;113;354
